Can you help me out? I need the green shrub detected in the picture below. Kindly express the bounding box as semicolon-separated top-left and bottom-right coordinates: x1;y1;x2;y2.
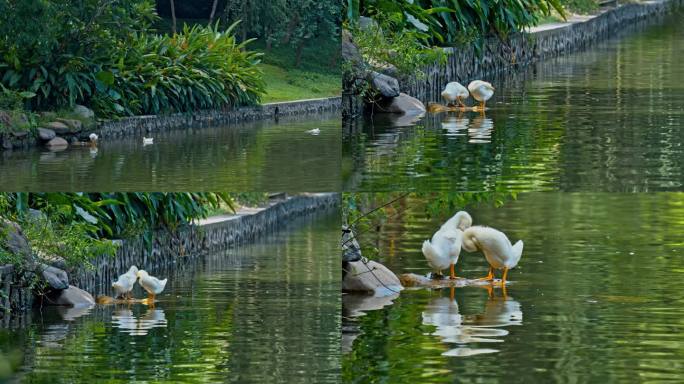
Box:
0;1;265;117
351;22;446;78
0;193;236;267
100;22;264;116
561;0;598;14
347;0;566;46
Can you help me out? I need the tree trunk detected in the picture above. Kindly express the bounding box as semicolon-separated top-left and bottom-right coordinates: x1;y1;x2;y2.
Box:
265;27;272;52
281;12;300;44
209;0;219;24
295;40;305;67
170;0;177;34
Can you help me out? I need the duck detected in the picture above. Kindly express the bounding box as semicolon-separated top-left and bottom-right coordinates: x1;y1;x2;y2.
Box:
112;265;138;300
467;80;495;111
461;226;523;285
306;128;320;135
422;211;472;280
142;137;154;145
441;82;469;108
136;270;167;304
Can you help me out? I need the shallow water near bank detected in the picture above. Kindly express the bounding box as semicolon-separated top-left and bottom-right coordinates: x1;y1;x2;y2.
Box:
0;209;340;383
0;114;340;191
343;193;684;382
344;11;684;192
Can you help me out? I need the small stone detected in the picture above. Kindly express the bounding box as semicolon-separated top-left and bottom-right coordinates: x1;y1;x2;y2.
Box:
73;104;95;119
37;127;56;141
343;260;402;294
56;118;83;132
50;285;95;307
368;71;401;98
376;93;426;115
0;219;32;260
39;263;69;290
45;137;68;149
11;131;28;138
46;121;70;135
342;226;362;263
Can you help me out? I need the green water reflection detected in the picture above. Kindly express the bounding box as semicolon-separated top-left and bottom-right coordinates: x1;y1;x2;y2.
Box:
1;209;340;383
344;12;684;192
343;193;684;382
0;114;341;191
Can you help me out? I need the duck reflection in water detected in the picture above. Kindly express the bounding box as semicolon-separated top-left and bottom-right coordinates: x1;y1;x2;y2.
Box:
441;114;469;137
421;287;522;357
112;307;167;336
468;116;494;144
439;113;494;143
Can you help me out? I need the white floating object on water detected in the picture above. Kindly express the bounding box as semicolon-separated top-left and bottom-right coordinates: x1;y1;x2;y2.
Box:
137;270;167;303
143;137;154;145
112;265;138;299
306;128;320;135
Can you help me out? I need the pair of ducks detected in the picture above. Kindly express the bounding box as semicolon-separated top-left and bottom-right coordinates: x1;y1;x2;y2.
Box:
422;211;523;285
112;266;167;303
441;80;495;110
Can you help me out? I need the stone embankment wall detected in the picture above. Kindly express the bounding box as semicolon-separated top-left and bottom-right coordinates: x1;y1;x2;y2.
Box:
0;193;339;323
1;97;340;150
402;0;681;101
98;97;341;139
342;0;681;118
70;193;339;296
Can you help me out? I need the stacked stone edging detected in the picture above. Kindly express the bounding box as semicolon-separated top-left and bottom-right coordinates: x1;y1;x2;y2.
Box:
69;193;339;296
402;0;681;101
0;193;339;321
97;97;341;139
1;97;340;150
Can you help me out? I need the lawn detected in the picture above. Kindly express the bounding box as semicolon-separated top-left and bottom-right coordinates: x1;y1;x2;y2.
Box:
156;18;341;103
250;38;341;103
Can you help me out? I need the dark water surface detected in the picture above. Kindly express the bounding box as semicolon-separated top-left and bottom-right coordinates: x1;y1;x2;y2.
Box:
0;114;340;191
0;209;340;383
344;12;684;192
343;193;684;382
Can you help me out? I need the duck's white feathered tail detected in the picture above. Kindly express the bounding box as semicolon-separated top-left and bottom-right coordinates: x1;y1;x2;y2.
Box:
509;240;524;268
422;240;440;270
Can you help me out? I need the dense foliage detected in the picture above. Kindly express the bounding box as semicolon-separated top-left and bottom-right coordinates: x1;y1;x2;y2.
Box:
0;193;234;268
159;1;342;67
348;0;565;45
99;22;264;116
0;0;264;117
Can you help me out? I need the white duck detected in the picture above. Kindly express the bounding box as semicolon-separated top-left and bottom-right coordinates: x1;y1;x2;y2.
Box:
422;211;472;279
306;128;320;135
142;137;154;145
112;265;138;300
467;80;495;111
461;226;523;285
441;82;469;108
137;270;167;303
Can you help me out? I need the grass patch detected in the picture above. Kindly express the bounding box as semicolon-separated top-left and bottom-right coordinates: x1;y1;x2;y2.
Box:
251;38;341;103
258;64;340;103
155;18;340;103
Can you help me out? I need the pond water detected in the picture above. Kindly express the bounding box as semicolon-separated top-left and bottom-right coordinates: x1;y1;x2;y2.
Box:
0;209;340;383
344;11;684;192
0;114;340;191
343;193;684;382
